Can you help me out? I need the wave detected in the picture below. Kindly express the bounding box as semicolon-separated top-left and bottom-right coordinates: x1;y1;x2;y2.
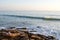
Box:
1;15;60;20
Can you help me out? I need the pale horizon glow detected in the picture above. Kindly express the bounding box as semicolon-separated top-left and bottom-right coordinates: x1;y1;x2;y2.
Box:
0;0;60;11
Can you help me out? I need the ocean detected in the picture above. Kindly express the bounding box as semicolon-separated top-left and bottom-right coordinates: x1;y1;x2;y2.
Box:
0;11;60;40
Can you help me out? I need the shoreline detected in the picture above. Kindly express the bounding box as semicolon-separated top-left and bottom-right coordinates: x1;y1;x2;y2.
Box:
0;27;57;40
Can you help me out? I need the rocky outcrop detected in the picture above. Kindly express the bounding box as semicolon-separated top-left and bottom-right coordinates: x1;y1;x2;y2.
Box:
0;27;58;40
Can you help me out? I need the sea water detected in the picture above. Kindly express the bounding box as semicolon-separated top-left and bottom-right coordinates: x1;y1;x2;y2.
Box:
0;11;60;40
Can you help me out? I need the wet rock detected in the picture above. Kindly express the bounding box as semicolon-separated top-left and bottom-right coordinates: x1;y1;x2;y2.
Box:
0;27;58;40
37;26;41;28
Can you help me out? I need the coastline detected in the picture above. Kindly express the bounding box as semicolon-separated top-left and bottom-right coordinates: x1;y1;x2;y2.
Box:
0;27;57;40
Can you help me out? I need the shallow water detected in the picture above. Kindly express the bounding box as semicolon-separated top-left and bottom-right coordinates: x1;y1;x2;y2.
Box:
0;11;60;40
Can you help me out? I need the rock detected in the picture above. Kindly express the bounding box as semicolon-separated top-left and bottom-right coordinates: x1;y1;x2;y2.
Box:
0;27;58;40
37;26;40;28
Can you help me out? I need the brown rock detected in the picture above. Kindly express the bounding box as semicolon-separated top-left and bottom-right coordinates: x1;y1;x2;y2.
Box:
0;28;57;40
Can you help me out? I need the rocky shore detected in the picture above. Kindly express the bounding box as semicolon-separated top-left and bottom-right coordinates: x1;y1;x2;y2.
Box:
0;27;58;40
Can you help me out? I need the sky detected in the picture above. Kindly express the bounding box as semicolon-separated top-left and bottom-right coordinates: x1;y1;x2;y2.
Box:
0;0;60;11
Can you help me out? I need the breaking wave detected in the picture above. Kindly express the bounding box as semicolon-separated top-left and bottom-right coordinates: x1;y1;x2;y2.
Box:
1;15;60;20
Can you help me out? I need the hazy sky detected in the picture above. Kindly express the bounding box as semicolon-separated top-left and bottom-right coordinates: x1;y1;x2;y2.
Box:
0;0;60;11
